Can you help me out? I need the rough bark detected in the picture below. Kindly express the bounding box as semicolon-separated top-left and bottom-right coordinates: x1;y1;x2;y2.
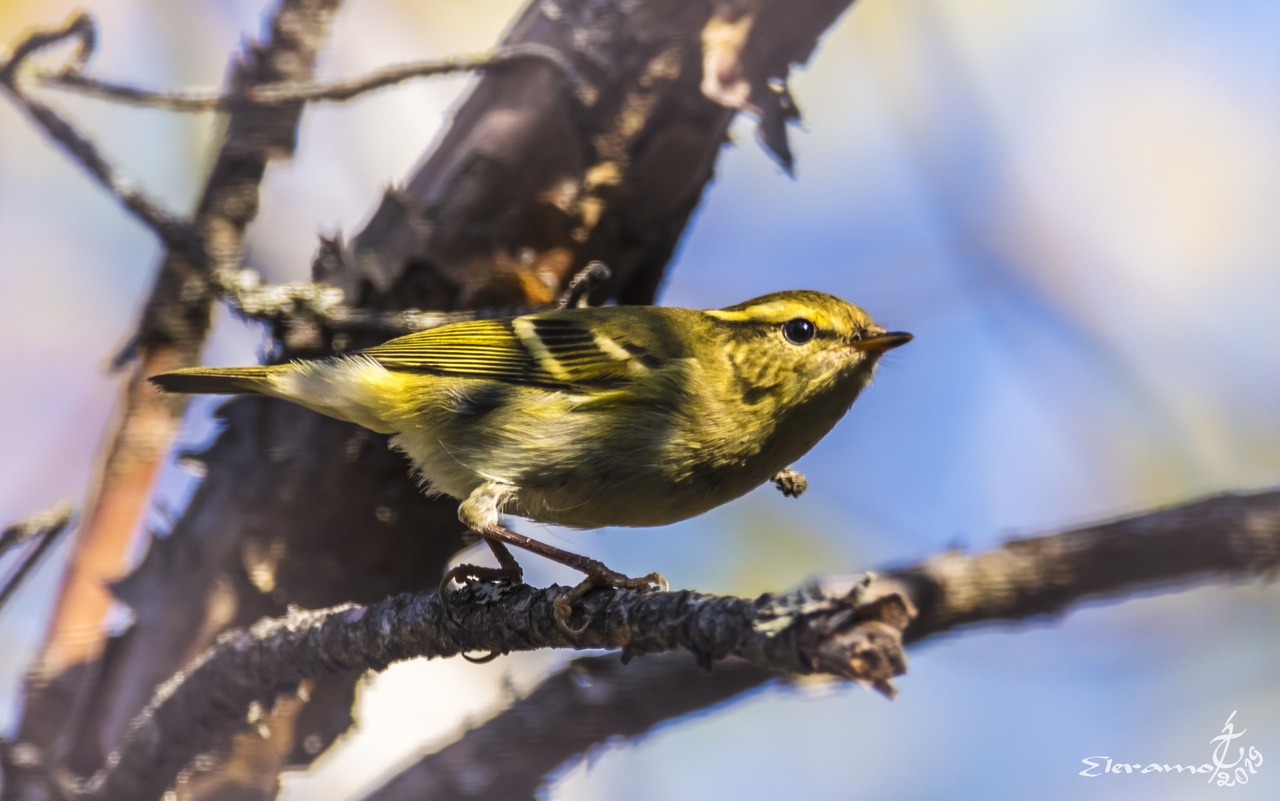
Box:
33;488;1274;801
359;488;1280;800
81;578;911;801
0;505;76;612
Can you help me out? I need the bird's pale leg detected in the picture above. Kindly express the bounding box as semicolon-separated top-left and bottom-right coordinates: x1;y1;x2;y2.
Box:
771;467;808;498
443;482;667;636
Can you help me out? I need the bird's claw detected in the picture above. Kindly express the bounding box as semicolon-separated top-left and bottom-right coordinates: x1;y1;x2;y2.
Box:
554;569;668;637
440;562;524;663
440;562;524;599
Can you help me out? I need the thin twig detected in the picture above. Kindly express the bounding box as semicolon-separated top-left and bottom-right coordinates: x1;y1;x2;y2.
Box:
0;503;71;557
0;13;204;261
0;503;75;613
557;261;611;308
209;265;516;338
79;578;910;800
41;43;583;111
210;260;613;341
0;12;94;86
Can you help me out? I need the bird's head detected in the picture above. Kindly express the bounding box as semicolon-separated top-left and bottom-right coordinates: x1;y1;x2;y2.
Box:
705;290;912;415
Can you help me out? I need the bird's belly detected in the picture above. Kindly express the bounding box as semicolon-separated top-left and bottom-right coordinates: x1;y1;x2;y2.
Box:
389;426;489;502
515;474;723;529
511;442;778;529
387;383;781;529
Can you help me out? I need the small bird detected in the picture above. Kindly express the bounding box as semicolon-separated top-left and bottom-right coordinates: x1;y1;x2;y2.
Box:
152;290;911;633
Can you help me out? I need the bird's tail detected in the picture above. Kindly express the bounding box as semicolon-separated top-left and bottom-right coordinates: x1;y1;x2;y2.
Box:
149;365;279;396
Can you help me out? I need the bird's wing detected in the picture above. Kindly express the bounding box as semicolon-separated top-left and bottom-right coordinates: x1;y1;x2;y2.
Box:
360;312;669;388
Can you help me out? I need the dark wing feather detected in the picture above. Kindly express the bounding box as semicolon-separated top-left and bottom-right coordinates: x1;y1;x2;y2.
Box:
361;319;556;385
361;314;652;388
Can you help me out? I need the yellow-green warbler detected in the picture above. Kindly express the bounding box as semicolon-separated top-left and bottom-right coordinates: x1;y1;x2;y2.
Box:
152;290;911;633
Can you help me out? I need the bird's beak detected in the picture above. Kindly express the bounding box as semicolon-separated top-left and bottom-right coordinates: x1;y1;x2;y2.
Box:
851;332;913;353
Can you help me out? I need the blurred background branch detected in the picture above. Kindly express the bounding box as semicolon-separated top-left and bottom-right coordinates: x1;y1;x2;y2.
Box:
40;43;581;111
0;504;75;615
0;14;202;260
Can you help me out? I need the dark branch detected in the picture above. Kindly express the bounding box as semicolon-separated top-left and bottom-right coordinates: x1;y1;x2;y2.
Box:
83;578;910;800
557;261;611;308
358;487;1280;800
41;43;583;111
210;260;612;347
85;488;1280;800
0;503;75;613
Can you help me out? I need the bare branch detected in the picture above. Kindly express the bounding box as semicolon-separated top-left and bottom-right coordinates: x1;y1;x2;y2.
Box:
52;488;1276;800
208;265;525;340
0;503;75;613
888;488;1280;639
0;14;203;260
557;261;611;308
208;260;610;349
41;43;583;111
81;578;909;800
359;487;1280;800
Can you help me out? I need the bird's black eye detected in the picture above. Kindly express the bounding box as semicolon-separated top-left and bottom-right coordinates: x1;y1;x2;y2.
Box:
782;318;816;344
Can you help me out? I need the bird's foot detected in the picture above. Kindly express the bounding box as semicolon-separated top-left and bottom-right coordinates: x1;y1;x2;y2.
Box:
439;561;525;663
554;566;668;638
440;562;524;594
772;467;808;498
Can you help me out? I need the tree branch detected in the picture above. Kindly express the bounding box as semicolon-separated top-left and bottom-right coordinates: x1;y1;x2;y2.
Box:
358;487;1280;800
888;488;1280;639
81;577;910;801
0;14;202;260
207;266;529;342
0;503;75;613
40;43;582;111
208;260;611;347
46;488;1280;801
0;16;586;351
